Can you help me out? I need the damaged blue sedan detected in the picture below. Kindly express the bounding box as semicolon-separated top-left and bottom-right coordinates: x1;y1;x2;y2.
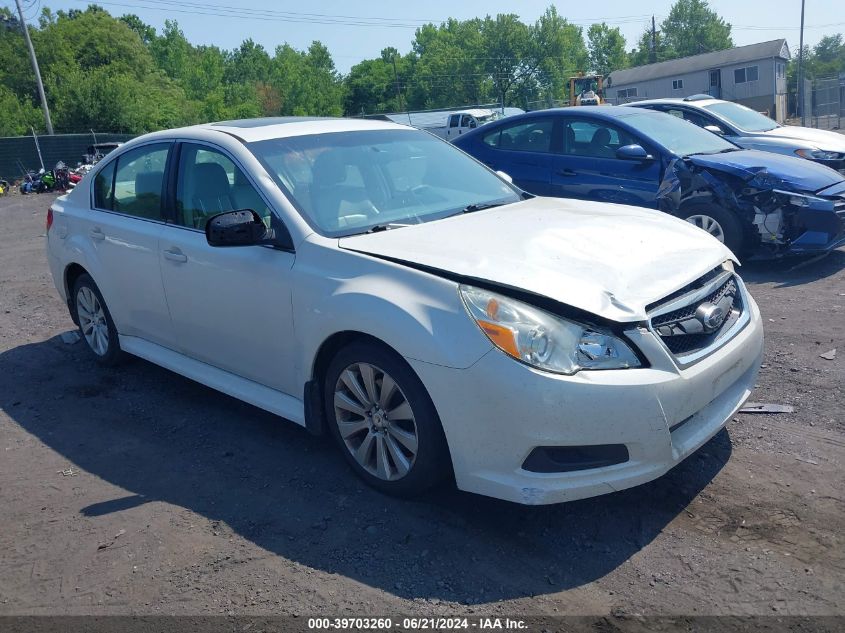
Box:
453;107;845;258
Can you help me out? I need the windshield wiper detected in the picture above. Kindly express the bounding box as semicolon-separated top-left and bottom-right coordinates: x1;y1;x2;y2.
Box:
365;223;412;233
459;201;507;214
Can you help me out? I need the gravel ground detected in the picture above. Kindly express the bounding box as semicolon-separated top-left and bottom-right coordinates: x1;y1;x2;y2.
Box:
0;192;843;619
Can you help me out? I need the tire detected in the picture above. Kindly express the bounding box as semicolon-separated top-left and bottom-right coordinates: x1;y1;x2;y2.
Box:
72;273;123;366
323;341;450;497
679;203;745;255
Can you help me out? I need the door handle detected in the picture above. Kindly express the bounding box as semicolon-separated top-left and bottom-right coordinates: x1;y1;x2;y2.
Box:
163;248;188;263
557;169;578;177
89;227;105;241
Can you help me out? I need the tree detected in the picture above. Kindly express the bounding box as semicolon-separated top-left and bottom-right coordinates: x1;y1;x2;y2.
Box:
119;14;155;45
481;14;535;107
407;19;487;110
661;0;732;58
810;34;845;77
533;7;589;104
0;85;41;136
587;23;627;76
628;28;673;67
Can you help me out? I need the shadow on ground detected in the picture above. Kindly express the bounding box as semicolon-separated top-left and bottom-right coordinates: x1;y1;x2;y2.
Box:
741;248;845;287
0;336;732;604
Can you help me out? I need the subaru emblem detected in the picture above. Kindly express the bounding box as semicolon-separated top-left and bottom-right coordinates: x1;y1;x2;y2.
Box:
695;302;725;332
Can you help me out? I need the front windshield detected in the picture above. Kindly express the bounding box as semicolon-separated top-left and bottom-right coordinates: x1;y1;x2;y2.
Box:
620;111;739;157
248;129;519;236
703;101;778;132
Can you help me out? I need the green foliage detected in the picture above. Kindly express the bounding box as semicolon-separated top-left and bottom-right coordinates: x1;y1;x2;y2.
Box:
0;85;41;136
662;0;732;57
0;2;840;133
629;0;732;67
587;23;627;77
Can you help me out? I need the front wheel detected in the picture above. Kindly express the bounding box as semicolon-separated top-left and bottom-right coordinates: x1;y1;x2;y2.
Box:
679;203;745;255
324;341;450;497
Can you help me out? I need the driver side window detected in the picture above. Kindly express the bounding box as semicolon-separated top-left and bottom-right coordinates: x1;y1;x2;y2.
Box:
175;144;272;229
564;120;635;159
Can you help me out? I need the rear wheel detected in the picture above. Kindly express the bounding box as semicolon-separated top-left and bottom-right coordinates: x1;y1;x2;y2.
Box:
324;341;450;497
679;203;745;255
73;274;122;366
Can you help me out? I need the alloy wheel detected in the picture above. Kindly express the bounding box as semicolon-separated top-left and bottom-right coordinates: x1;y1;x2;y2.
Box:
333;362;418;481
76;286;109;356
685;214;725;243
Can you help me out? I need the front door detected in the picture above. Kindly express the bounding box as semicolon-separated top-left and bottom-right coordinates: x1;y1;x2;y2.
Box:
158;142;298;394
552;118;661;207
709;70;721;99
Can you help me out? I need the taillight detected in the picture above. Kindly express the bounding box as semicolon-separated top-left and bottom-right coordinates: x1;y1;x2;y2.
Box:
46;207;54;232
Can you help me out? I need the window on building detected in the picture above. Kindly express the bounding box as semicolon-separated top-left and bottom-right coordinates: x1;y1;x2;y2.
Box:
672;79;684;90
776;62;785;78
617;87;638;100
734;65;759;84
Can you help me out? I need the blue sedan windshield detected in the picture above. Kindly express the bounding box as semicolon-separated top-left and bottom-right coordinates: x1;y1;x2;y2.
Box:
620;111;739;157
248;129;519;236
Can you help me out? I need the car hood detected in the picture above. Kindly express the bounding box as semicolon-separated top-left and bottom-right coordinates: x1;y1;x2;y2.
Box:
687;149;844;193
762;125;845;151
339;197;733;323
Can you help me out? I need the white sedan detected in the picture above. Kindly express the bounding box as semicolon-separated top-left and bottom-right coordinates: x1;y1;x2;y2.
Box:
45;117;763;504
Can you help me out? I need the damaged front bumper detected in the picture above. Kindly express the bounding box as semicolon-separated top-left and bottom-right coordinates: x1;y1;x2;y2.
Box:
658;157;845;257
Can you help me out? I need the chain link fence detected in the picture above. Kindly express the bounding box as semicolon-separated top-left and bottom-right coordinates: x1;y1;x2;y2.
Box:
805;76;843;131
0;132;135;182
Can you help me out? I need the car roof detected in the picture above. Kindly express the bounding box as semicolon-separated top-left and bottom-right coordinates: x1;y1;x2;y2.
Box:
137;116;410;144
625;97;722;108
515;106;669;121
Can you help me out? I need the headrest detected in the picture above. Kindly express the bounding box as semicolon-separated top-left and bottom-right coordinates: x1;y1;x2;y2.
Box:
312;151;348;186
591;128;611;145
135;171;163;197
194;162;231;197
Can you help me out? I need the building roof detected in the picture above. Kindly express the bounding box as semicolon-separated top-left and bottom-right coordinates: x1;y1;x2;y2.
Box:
608;39;790;87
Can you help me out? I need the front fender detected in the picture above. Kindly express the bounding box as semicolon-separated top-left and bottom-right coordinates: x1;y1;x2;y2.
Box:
291;239;492;386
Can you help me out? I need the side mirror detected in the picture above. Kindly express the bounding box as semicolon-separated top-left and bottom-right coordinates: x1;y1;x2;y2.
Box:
704;125;725;135
206;209;268;247
615;144;653;161
496;170;513;184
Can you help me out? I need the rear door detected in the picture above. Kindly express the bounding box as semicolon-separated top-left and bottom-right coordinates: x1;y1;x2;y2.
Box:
157;141;298;394
468;116;559;196
552;118;662;207
83;142;175;346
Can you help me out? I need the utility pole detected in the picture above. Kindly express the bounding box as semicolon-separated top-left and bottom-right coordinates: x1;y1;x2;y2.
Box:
14;0;53;135
650;15;657;64
797;0;806;126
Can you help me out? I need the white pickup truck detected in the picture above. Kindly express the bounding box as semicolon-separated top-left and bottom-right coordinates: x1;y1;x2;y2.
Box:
381;108;523;141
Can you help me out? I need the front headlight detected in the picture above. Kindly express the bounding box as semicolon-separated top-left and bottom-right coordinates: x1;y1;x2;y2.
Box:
459;285;641;375
795;148;843;161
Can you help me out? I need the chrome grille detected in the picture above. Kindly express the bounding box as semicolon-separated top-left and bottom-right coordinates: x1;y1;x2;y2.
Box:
649;273;744;360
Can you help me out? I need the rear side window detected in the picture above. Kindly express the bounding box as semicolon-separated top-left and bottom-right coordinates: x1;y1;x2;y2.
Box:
93;143;170;220
93;161;115;210
496;118;555;153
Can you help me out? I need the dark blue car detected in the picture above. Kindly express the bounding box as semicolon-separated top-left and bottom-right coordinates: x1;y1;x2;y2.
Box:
452;107;845;257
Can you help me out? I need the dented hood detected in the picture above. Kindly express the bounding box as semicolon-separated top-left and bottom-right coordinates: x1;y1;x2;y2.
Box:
339;197;733;322
687;149;843;193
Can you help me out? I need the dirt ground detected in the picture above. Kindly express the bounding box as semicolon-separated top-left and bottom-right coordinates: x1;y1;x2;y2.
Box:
0;192;843;619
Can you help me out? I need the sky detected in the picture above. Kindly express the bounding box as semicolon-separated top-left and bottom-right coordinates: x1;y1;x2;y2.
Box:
6;0;844;72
